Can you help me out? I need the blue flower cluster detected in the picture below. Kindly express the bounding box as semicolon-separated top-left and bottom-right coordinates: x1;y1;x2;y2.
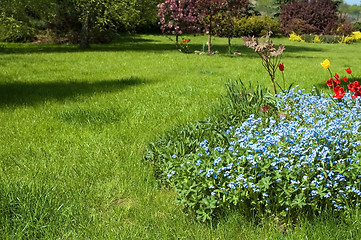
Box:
168;89;361;218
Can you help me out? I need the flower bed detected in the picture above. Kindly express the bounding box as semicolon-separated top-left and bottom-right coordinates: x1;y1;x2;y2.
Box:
165;89;361;221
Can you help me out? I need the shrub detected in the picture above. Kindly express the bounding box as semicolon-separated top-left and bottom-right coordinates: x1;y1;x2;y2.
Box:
288;32;304;42
301;34;316;43
313;35;321;43
233;15;280;37
0;15;36;42
319;35;342;44
333;22;356;36
354;22;361;31
161;88;361;221
340;31;361;44
280;0;340;35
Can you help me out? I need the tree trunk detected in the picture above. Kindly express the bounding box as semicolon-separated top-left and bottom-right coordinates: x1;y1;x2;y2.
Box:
80;13;90;48
207;15;212;54
207;31;212;54
228;37;231;54
176;34;179;49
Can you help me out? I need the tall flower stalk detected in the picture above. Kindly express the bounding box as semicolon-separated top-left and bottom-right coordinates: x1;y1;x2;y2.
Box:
243;32;285;95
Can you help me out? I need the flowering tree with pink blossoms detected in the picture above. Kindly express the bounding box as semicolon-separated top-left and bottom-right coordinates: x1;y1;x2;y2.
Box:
157;0;200;47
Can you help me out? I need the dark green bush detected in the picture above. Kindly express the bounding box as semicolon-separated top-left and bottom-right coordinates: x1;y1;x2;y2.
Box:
301;34;316;43
319;35;342;43
0;16;36;42
353;22;361;31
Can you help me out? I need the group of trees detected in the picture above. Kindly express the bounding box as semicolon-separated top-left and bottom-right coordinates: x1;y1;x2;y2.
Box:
0;0;159;47
158;0;358;53
158;0;258;53
0;0;359;48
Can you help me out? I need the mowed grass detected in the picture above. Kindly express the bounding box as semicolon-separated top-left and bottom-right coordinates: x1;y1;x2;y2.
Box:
0;34;361;239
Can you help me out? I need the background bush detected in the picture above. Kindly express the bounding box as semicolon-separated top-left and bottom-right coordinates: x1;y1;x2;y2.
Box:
280;0;354;35
233;15;280;37
0;15;36;42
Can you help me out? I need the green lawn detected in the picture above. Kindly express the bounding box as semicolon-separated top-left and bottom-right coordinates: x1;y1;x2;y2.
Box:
1;35;361;239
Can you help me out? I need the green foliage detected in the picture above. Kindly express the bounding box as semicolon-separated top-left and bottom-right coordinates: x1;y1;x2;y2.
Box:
0;14;36;42
319;35;343;43
354;22;361;31
233;15;280;37
0;0;54;42
301;34;316;43
0;0;159;43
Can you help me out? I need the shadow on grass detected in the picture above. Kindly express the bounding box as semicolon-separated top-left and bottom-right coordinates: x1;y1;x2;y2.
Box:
0;35;323;55
0;35;176;54
0;77;150;107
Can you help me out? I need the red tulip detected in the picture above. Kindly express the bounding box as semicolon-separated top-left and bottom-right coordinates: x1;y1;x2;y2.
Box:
343;76;348;82
332;86;345;99
346;67;352;74
348;81;360;93
326;78;338;89
278;63;284;71
352;91;361;99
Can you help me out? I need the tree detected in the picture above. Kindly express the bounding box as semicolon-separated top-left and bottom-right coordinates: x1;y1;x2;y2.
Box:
74;0;141;48
270;0;295;17
212;0;251;54
157;0;200;47
196;0;228;54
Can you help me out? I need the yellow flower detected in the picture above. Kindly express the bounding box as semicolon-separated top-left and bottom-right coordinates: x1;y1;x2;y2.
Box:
321;59;330;69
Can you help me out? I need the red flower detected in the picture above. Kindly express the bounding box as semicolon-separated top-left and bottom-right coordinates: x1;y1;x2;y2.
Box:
183;39;190;43
352;91;361;99
332;86;345;99
346;67;352;74
343;76;348;82
326;78;339;89
348;81;360;92
278;63;284;71
334;73;341;84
